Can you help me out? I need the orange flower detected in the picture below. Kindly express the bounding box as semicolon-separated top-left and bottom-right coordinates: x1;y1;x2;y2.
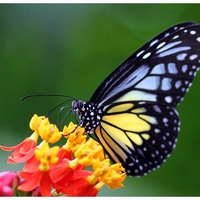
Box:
23;154;40;172
57;146;73;161
18;170;51;196
0;133;38;164
61;170;99;196
18;141;60;196
50;159;76;193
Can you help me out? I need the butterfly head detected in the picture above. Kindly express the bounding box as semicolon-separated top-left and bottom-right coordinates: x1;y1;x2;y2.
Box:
72;99;102;134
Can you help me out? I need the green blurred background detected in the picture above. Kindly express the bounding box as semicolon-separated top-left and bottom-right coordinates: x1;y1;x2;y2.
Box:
0;3;200;196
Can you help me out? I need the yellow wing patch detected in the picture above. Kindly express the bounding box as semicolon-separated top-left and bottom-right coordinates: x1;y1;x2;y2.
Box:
126;132;143;146
141;133;150;140
131;107;147;113
114;90;157;102
102;113;151;132
107;103;133;113
101;122;133;153
99;103;154;149
139;114;158;124
95;127;128;163
97;103;154;162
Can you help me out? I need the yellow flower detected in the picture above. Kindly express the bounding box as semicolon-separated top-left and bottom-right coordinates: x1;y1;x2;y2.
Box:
62;122;77;137
85;138;105;161
99;163;126;189
35;141;59;171
39;124;62;144
62;122;86;152
74;143;95;166
29;114;49;132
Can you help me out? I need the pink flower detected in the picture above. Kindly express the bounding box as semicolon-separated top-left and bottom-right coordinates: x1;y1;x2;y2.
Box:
0;171;20;196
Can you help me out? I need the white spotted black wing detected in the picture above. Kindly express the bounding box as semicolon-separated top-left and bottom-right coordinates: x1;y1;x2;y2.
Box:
90;21;200;107
74;22;200;176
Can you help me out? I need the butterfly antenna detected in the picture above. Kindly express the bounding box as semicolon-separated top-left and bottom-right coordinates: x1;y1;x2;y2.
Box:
57;105;72;125
21;93;75;120
20;94;75;103
46;99;73;117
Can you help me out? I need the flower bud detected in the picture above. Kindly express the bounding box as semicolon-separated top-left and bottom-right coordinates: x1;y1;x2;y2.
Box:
0;171;20;196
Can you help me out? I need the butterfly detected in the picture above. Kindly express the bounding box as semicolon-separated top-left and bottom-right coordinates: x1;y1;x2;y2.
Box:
72;21;200;176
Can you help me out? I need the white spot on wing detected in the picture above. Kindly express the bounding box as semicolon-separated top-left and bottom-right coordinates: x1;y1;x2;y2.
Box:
150;39;158;47
161;77;172;91
153;105;161;113
139;165;143;170
175;80;181;89
190;30;196;34
182;65;188;73
163;117;168;123
143;52;151;59
185;80;189;85
165;32;170;37
156;41;166;49
156;41;181;53
161;144;165;149
155;128;160;133
136;50;144;57
177;53;187;61
168;63;178;74
135;76;160;90
151;63;165;74
197;37;200;42
165;96;172;103
158;46;191;57
181;87;185;92
189;54;198;60
192;65;197;69
173;35;179;39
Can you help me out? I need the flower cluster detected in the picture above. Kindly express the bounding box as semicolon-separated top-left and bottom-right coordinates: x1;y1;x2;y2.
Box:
0;114;126;196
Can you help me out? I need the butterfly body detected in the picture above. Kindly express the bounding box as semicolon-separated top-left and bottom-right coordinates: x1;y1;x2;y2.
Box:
72;22;200;176
72;100;102;133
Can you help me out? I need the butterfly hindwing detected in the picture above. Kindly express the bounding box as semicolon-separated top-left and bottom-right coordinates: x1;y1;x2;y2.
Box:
94;101;179;176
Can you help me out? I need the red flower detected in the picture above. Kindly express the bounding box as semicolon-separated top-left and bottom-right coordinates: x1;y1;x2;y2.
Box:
18;170;52;196
61;170;99;196
57;146;73;161
23;154;40;172
50;159;75;193
0;136;37;164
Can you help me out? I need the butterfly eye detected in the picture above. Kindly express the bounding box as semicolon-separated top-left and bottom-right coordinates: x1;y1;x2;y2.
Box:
72;100;85;112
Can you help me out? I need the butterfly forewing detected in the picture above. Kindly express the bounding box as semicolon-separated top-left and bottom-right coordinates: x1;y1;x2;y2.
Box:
90;22;198;104
72;22;200;177
90;23;200;107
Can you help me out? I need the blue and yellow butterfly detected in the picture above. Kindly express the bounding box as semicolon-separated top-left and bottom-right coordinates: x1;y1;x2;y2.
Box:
72;22;200;176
